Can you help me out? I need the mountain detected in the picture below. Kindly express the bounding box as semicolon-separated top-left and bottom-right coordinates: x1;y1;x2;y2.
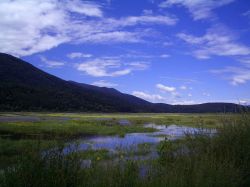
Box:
0;53;246;113
0;53;154;112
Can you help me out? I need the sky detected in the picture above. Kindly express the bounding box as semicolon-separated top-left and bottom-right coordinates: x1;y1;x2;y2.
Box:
0;0;250;105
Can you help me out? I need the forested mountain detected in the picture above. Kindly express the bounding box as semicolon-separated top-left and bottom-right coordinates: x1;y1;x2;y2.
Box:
0;53;245;113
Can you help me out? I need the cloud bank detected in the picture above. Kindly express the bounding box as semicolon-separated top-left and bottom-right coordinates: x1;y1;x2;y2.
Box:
0;0;177;56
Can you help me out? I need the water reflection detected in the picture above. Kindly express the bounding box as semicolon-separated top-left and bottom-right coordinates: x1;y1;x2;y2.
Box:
73;124;216;151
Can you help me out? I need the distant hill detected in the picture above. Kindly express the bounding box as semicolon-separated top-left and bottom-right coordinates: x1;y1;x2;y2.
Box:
0;53;246;113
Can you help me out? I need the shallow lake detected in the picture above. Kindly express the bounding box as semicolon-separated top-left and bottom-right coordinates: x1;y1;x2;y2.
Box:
66;124;216;153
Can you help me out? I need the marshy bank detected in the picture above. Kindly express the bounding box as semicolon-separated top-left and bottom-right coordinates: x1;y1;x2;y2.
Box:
0;113;249;187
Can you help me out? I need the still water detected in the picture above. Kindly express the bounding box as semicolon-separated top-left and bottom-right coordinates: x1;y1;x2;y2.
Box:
68;124;216;152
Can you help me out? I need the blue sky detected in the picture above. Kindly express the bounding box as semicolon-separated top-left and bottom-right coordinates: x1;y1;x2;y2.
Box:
1;0;250;104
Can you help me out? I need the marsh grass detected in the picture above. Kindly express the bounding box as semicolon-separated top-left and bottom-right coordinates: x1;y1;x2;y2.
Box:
0;113;250;187
0;112;239;128
0;120;155;139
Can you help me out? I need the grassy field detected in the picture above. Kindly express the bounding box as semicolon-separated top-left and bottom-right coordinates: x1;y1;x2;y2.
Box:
0;112;249;187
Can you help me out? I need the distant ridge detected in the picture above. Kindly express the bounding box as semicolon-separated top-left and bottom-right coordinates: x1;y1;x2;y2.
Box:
0;53;246;113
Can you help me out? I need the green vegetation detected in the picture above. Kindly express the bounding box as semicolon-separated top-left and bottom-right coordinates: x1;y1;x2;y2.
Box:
0;139;57;168
0;113;249;187
0;112;232;140
72;149;110;161
0;112;239;126
0;119;154;139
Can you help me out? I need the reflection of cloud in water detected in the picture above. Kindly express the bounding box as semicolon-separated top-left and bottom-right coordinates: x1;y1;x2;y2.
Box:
71;124;216;152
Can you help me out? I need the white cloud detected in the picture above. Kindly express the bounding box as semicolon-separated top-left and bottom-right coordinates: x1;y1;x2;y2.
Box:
171;100;196;105
65;0;103;17
109;15;177;26
156;83;181;99
40;56;65;67
188;93;192;97
142;9;153;15
160;54;170;58
127;62;149;70
156;83;176;92
180;85;192;90
160;76;199;83
76;58;149;77
78;31;143;44
239;99;250;106
242;10;250;17
202;92;211;97
212;66;250;85
132;91;165;103
239;57;250;66
103;53;170;60
76;59;130;77
0;0;177;57
0;0;71;56
102;54;154;60
67;52;93;59
180;85;187;90
92;80;118;87
160;0;235;20
177;26;250;59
